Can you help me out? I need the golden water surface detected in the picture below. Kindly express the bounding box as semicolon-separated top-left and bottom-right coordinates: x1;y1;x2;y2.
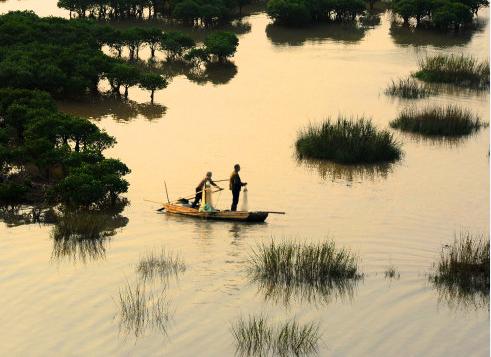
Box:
0;1;489;356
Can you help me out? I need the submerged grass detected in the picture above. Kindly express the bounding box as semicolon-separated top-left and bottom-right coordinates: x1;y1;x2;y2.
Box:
295;116;402;164
384;77;432;99
51;211;115;240
414;54;489;89
430;232;489;309
117;282;170;337
390;105;487;137
231;315;321;357
136;249;186;281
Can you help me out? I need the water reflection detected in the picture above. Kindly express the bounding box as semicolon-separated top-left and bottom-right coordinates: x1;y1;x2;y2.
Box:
431;279;489;311
0;205;56;227
396;130;487;148
389;21;486;48
266;23;369;46
58;95;167;122
162;61;238;86
253;276;361;306
51;210;128;263
298;158;395;183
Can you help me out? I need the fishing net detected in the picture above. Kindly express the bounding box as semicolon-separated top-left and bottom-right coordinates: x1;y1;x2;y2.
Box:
240;187;248;212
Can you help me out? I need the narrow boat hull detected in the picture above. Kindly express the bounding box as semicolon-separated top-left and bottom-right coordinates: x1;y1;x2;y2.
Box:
163;203;268;222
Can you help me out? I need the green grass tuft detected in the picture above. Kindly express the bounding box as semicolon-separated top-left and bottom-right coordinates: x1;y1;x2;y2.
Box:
296;117;402;164
385;77;433;99
390;105;487;137
414;54;489;89
231;315;321;356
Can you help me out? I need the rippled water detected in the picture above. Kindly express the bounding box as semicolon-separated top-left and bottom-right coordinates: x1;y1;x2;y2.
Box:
0;1;489;356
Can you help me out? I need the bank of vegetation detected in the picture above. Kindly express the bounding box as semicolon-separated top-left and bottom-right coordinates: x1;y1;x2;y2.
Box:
231;315;321;356
414;54;489;89
392;0;488;30
390;105;487;136
295;116;402;164
58;0;251;25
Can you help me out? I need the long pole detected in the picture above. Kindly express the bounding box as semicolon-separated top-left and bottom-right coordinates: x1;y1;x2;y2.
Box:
164;181;170;203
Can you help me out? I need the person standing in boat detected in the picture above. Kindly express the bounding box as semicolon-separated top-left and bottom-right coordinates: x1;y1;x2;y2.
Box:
191;171;221;208
229;164;247;211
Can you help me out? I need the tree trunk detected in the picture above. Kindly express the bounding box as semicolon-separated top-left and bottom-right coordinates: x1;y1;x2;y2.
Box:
124;86;129;99
150;90;155;104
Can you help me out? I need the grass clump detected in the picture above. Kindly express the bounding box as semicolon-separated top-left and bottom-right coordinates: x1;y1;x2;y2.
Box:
249;240;362;305
295;117;402;164
384;265;400;279
117;282;170;337
249;240;361;284
136;249;186;281
414;54;489;89
390;105;487;137
431;232;489;294
231;315;321;357
385;77;432;99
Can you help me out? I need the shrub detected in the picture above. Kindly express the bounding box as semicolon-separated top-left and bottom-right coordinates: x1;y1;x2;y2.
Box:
204;31;239;62
390;105;486;136
296;116;402;164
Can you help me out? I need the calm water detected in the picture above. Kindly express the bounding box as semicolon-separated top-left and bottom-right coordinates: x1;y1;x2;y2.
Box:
0;1;489;356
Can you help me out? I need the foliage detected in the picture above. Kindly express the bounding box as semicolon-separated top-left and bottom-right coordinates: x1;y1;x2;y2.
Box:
160;31;196;60
392;0;487;30
414;53;489;89
203;31;239;62
390;105;487;136
296;116;402;164
266;0;367;26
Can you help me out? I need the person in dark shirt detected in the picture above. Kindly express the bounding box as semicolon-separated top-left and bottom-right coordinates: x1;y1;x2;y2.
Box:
191;171;220;208
229;164;247;211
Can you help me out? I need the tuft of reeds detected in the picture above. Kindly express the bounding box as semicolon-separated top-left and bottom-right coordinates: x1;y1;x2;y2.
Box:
117;282;170;337
431;232;489;296
231;315;321;357
136;249;186;281
249;240;361;284
248;240;362;305
384;265;400;279
295;117;402;164
414;54;490;89
390;105;487;137
384;77;432;99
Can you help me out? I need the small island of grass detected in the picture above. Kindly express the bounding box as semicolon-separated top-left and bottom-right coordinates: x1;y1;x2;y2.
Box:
385;77;432;99
295;116;402;164
414;54;489;89
390;105;487;137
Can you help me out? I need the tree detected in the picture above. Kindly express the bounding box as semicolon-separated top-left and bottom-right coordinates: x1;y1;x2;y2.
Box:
266;0;312;26
138;73;168;103
106;62;140;97
204;31;239;62
160;31;195;60
141;27;164;58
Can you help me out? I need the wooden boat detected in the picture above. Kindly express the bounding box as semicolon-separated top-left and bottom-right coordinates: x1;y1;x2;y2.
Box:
163;203;269;222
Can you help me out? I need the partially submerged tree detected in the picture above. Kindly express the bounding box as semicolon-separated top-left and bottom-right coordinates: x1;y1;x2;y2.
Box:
139;73;168;103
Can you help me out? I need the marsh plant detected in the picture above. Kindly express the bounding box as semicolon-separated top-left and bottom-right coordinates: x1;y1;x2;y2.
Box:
384;265;400;279
430;232;489;309
384;77;433;99
249;240;362;304
295;117;402;164
117;282;171;337
51;211;113;240
390;105;487;137
231;315;321;357
414;54;490;89
136;249;186;281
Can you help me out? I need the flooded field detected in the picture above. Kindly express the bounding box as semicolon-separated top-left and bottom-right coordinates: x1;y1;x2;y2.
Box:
0;1;489;356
